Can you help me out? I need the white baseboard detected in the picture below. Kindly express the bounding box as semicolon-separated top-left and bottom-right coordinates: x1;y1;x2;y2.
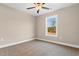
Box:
0;38;35;49
0;38;79;49
35;38;79;49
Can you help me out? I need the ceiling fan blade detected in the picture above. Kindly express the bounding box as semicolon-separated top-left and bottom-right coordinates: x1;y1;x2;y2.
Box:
27;7;35;9
42;3;45;5
42;7;49;10
37;10;39;13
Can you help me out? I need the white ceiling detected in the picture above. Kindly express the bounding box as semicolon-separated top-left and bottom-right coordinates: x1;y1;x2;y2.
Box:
3;3;75;16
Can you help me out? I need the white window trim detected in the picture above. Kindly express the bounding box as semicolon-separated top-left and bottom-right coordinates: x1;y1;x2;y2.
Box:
45;15;58;37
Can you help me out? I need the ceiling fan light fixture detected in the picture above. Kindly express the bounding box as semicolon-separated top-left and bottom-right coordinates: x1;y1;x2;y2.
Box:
34;3;44;10
35;6;42;10
27;3;49;14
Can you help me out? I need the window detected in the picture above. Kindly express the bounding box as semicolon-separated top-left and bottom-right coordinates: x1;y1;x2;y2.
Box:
45;15;58;37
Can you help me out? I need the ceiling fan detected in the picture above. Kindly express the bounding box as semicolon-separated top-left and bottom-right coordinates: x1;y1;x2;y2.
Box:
27;3;50;13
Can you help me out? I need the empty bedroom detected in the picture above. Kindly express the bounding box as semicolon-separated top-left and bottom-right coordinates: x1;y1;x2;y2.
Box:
0;3;79;56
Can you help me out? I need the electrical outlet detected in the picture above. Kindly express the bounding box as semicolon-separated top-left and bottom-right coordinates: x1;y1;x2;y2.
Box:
0;37;4;41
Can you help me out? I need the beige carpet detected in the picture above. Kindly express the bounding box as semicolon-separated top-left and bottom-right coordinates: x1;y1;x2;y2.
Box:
0;40;79;56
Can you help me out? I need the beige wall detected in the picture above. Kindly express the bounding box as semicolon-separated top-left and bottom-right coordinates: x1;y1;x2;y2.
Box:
0;4;35;45
0;4;79;46
36;4;79;45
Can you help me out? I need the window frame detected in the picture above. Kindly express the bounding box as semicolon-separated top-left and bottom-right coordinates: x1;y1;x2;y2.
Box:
45;15;58;37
